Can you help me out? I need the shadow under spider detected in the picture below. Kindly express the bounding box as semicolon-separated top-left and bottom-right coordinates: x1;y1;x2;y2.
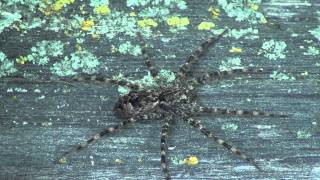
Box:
58;29;288;180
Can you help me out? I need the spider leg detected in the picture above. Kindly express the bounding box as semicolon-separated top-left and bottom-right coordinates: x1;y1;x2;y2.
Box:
59;117;138;162
64;74;140;90
188;67;264;87
160;115;173;180
194;106;288;118
175;29;228;81
183;117;262;171
137;32;159;79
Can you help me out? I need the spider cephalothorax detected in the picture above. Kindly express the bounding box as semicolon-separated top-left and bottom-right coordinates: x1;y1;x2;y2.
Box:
113;90;160;118
59;30;287;180
113;85;194;119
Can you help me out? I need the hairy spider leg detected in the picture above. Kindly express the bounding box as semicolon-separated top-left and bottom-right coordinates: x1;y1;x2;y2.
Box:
194;106;288;118
188;67;263;87
137;32;159;79
69;73;140;90
184;117;262;171
59;118;138;162
59;113;164;162
175;29;228;81
160;115;173;180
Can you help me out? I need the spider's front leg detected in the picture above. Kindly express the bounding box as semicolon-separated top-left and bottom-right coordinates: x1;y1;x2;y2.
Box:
2;73;141;90
183;117;262;171
194;106;288;118
65;73;141;90
160;115;173;180
175;29;228;81
137;32;159;79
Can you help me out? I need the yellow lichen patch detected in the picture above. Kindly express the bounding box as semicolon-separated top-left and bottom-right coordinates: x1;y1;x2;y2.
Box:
64;30;71;37
111;45;117;53
183;156;199;166
137;157;143;163
91;33;100;39
79;4;87;15
300;71;309;77
197;22;215;31
208;6;220;19
52;0;75;12
16;56;28;65
94;5;111;15
260;16;268;24
39;0;75;15
81;20;95;31
250;3;259;11
229;47;242;54
166;16;190;27
137;18;158;28
11;95;17;100
58;157;67;164
39;7;52;16
75;43;82;51
115;158;124;164
129;12;137;17
38;0;52;16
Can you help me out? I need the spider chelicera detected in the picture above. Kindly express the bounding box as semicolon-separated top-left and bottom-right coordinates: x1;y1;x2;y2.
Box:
59;29;287;179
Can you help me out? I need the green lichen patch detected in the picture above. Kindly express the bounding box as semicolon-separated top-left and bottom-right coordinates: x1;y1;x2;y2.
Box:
90;0;109;7
309;26;320;41
114;69;176;95
0;51;17;78
7;87;28;93
219;57;243;71
118;41;141;56
303;46;320;56
117;86;130;96
50;50;100;76
27;40;64;65
128;0;187;19
221;123;238;132
93;11;141;39
157;69;176;84
270;71;295;81
218;0;266;23
0;11;22;33
127;0;187;10
259;39;287;60
296;130;312;139
169;156;185;165
228;28;259;39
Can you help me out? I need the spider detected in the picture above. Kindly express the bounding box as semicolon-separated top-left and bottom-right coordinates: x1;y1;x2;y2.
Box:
58;29;287;179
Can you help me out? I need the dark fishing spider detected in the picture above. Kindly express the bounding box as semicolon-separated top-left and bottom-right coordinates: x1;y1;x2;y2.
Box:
59;30;287;179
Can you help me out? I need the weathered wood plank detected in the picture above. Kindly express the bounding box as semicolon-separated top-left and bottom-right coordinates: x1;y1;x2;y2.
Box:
0;0;319;179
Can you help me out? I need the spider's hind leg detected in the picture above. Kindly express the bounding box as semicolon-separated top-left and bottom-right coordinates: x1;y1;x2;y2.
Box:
58;117;138;163
183;117;262;171
194;106;288;118
188;67;264;88
175;30;228;81
160;115;173;180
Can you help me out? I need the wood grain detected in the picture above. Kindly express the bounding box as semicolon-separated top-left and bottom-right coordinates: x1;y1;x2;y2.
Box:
0;0;319;179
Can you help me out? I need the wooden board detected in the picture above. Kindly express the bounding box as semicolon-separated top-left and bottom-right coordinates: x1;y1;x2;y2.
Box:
0;0;319;179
